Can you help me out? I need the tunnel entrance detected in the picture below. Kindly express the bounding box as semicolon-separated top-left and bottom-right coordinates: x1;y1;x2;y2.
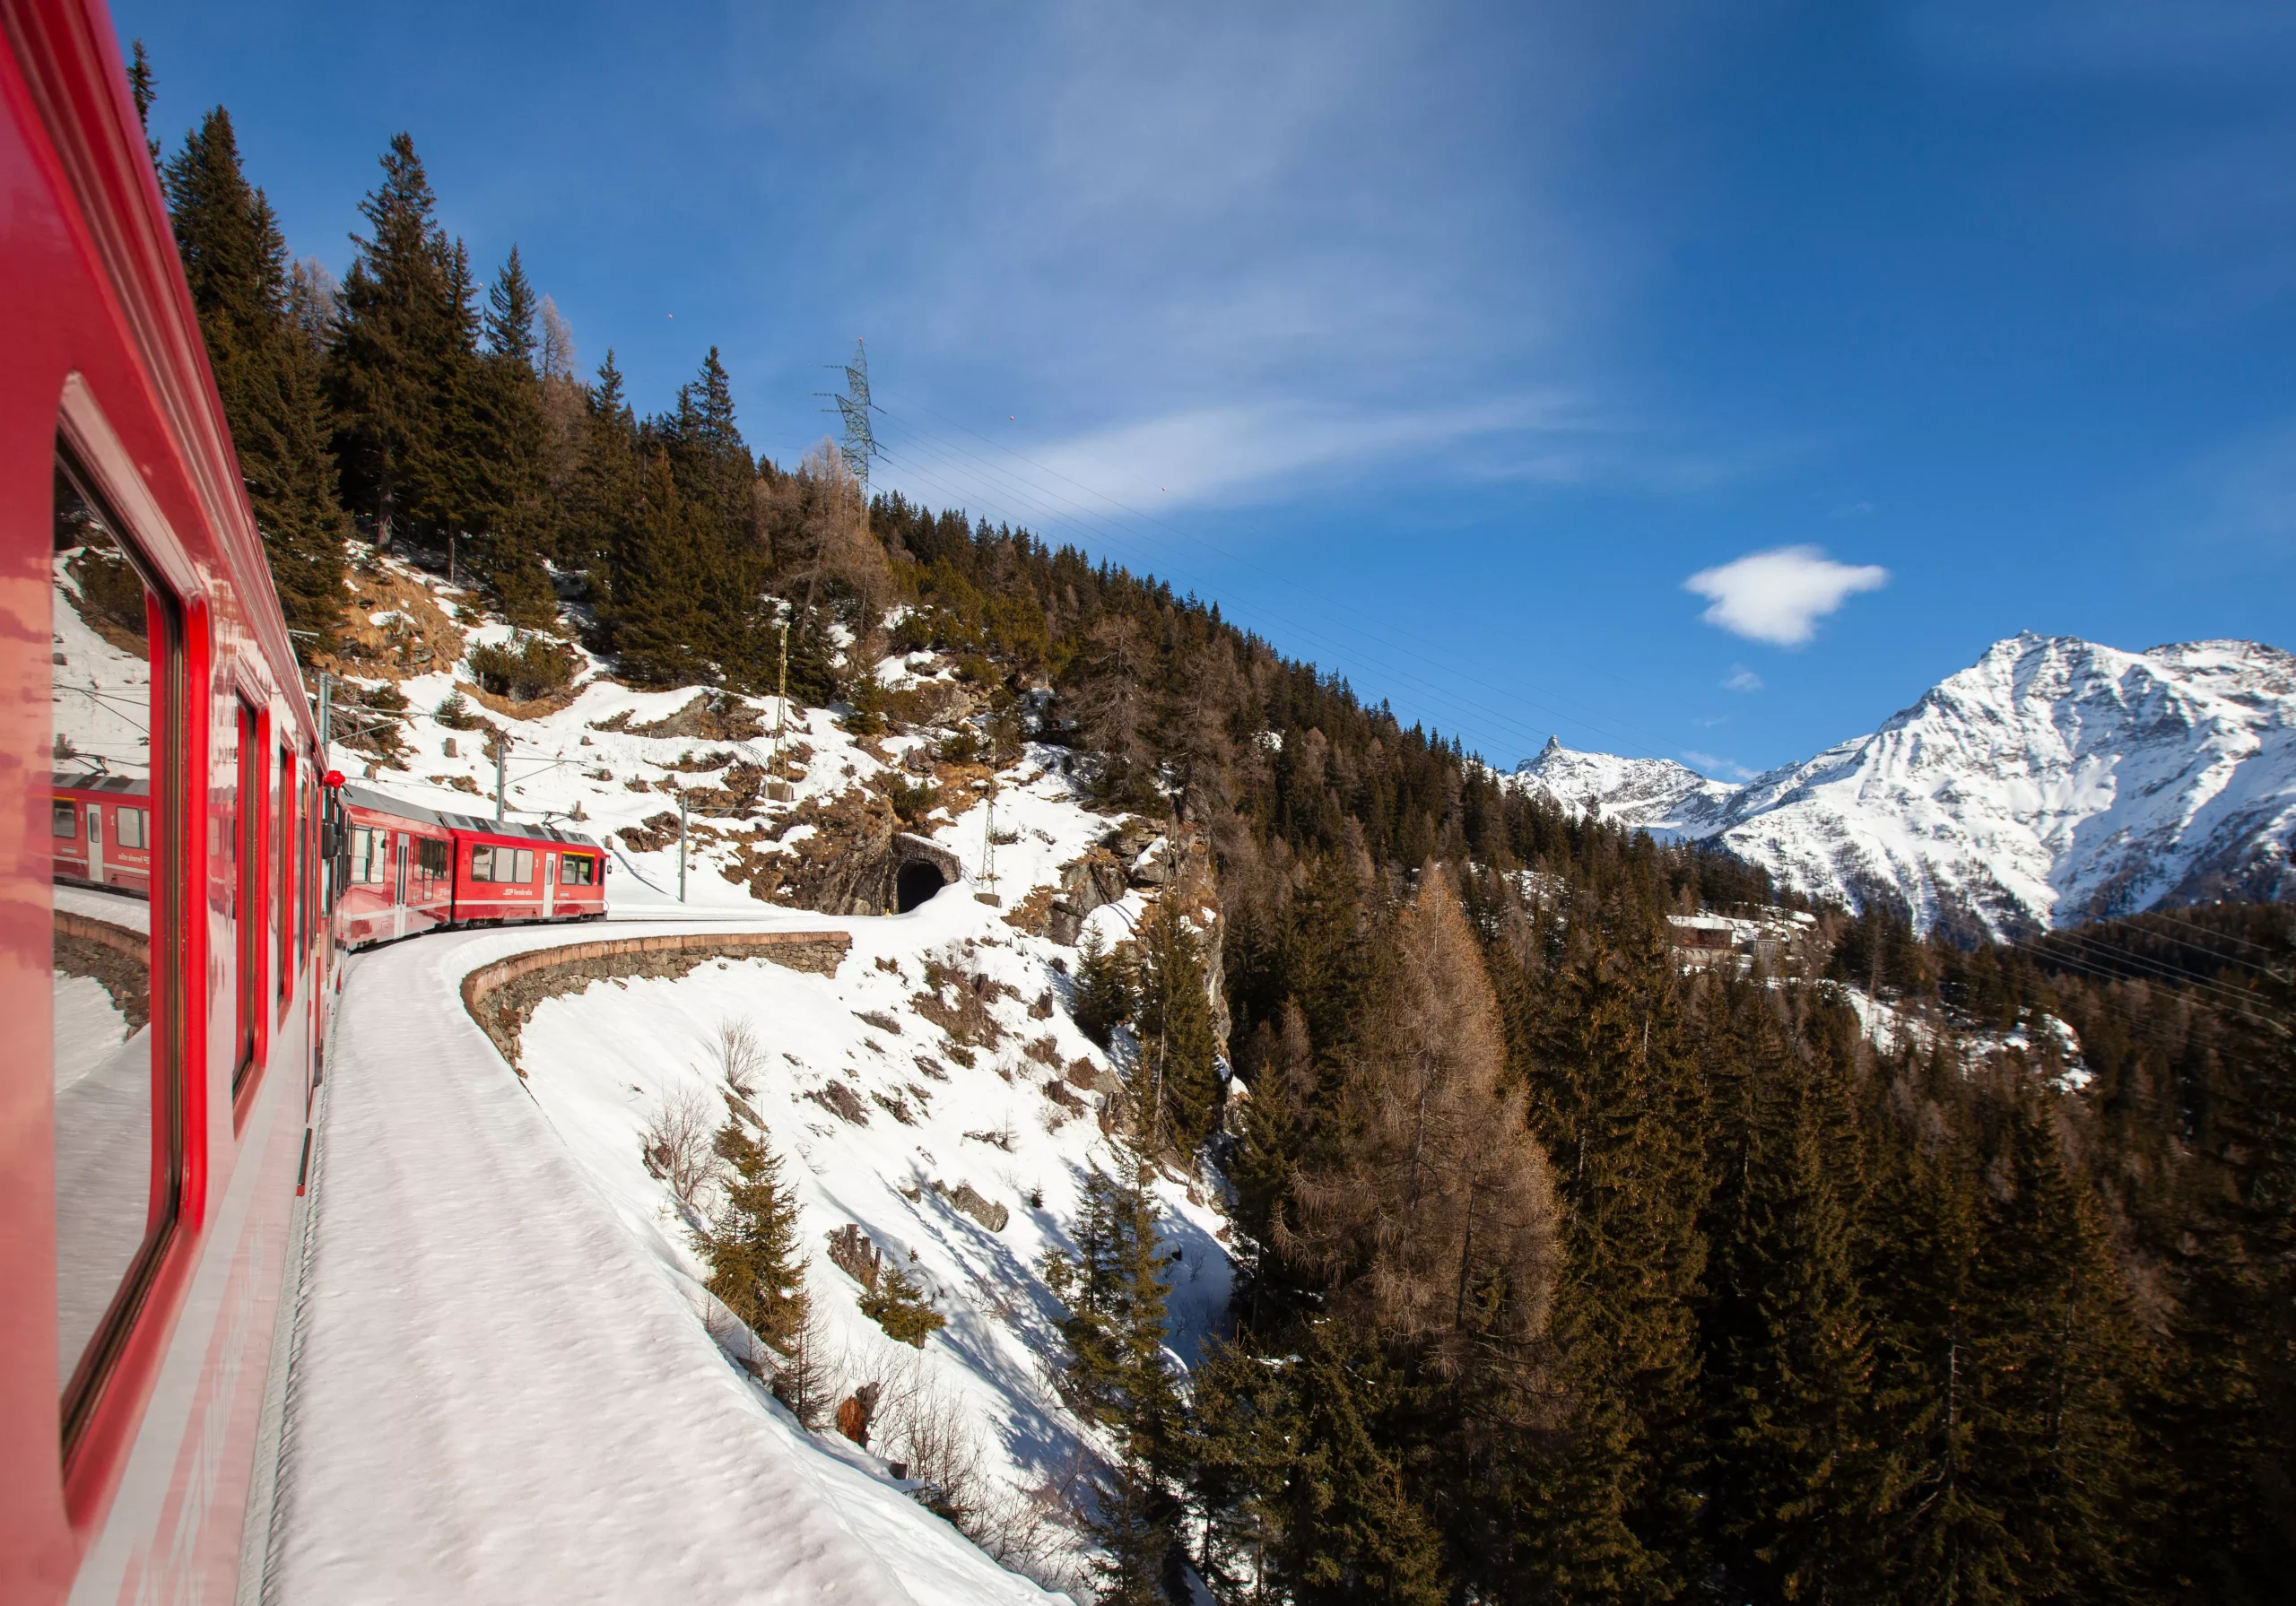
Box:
895;859;947;913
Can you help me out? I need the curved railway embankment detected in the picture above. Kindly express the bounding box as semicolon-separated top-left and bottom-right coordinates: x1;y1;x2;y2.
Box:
460;926;849;1071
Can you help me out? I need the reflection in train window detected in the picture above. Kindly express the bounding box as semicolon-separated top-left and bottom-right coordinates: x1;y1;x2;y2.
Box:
51;448;181;1453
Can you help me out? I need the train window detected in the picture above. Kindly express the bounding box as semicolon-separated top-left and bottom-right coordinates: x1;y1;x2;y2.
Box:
419;837;449;878
116;806;147;849
277;747;294;1007
232;701;259;1091
52;799;77;838
352;824;384;883
51;448;183;1454
298;777;313;954
561;854;596;886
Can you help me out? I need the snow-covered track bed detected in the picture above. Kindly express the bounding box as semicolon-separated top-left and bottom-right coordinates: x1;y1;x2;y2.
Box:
262;916;1065;1605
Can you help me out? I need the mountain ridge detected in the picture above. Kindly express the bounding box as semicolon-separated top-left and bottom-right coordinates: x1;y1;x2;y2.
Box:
1512;631;2296;939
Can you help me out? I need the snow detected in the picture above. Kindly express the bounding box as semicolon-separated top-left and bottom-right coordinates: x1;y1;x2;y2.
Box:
271;920;1082;1605
1512;636;2296;937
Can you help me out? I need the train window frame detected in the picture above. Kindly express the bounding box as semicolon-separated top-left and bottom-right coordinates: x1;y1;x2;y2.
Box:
561;853;597;886
276;744;294;1011
115;805;147;849
53;798;77;838
230;699;261;1095
50;443;188;1461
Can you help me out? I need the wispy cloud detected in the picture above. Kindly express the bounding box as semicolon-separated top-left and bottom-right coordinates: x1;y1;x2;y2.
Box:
1683;749;1758;781
1685;546;1891;647
1022;396;1578;511
1722;664;1764;692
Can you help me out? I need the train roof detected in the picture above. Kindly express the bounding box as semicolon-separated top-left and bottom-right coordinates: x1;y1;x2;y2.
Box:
53;770;149;796
339;783;603;849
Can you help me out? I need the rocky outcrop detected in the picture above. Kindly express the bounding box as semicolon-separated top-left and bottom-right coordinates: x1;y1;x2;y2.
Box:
460;929;849;1072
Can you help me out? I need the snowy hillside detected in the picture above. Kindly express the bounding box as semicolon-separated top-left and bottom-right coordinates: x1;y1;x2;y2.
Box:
1513;634;2296;938
324;552;1235;1599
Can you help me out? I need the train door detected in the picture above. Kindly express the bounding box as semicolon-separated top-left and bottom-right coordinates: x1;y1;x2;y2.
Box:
542;852;555;918
394;836;409;940
86;801;103;885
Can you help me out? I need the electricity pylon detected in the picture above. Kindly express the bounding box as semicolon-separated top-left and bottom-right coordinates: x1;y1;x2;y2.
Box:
816;338;884;495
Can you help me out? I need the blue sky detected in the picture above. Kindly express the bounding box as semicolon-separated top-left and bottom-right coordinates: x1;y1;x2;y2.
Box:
119;0;2296;777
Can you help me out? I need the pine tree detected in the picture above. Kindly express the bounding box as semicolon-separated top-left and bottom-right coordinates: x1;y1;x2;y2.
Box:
329;133;458;552
127;41;158;162
1279;1322;1447;1606
1071;927;1136;1049
1962;1102;2146;1600
1486;899;1712;1603
603;449;713;685
473;245;554;622
567;351;641;586
1190;1336;1301;1602
163;107;349;643
1700;1003;1878;1603
1048;1153;1187;1603
694;1116;807;1350
1134;894;1222;1155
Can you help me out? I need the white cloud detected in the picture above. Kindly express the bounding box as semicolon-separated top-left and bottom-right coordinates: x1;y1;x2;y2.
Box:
1019;397;1574;510
1682;749;1757;781
1722;664;1763;692
1684;546;1890;647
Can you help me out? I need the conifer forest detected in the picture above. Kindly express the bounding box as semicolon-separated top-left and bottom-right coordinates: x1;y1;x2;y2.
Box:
150;75;2294;1606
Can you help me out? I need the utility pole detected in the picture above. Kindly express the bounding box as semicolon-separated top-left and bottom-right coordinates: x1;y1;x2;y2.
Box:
495;742;507;823
315;670;332;774
981;777;998;894
770;613;792;802
677;786;688;903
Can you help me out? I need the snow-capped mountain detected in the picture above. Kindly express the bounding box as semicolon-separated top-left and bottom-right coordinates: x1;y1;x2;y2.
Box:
1513;634;2296;940
1513;736;1740;837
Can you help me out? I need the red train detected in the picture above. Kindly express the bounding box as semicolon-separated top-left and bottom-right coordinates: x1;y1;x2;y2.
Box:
0;6;605;1600
48;773;152;898
335;784;606;948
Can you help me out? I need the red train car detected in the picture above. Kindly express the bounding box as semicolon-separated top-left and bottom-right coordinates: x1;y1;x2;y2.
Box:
3;4;330;1601
335;785;456;948
443;814;608;927
48;772;152;897
332;784;605;946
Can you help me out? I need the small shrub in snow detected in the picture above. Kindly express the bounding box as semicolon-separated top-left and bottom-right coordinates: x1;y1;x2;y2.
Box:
859;1259;945;1349
435;690;480;730
640;1088;724;1209
466;634;578;701
855;1010;902;1036
714;1017;764;1098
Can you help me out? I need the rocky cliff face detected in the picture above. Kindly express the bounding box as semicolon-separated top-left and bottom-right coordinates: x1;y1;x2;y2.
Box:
1514;635;2296;940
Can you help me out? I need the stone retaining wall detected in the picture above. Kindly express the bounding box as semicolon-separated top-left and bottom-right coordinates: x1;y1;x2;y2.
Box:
462;928;849;1072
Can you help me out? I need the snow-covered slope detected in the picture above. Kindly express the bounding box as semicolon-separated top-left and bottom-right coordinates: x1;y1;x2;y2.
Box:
1514;635;2296;938
317;553;1231;1598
